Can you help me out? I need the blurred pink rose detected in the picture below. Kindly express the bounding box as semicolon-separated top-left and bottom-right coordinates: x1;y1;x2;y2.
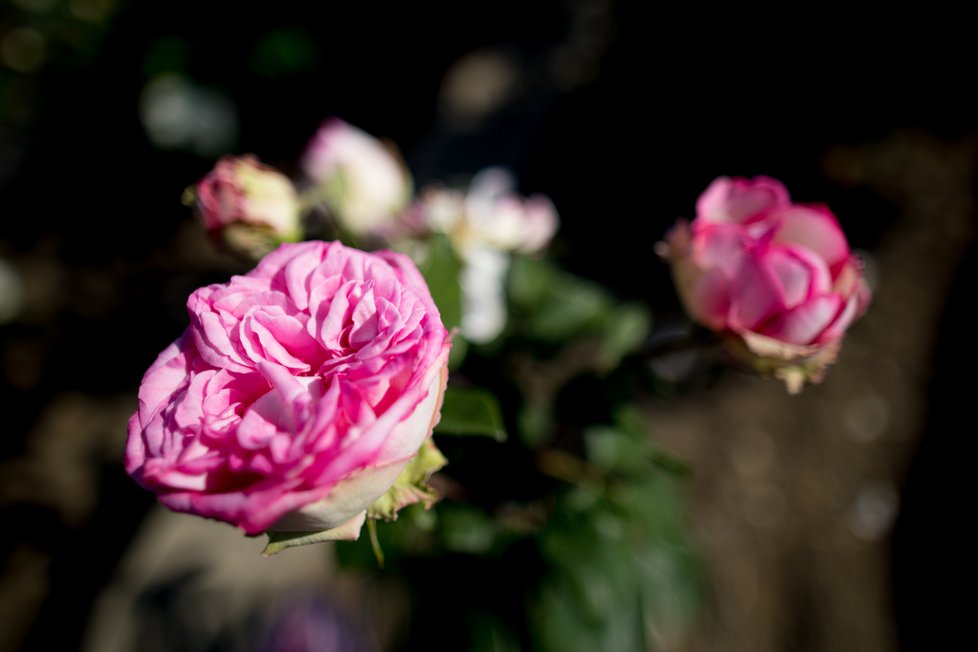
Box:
660;176;871;392
195;155;302;245
126;241;451;536
301;118;412;237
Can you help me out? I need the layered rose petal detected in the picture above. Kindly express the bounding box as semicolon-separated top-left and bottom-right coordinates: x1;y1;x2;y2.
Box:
696;175;791;224
772;204;850;272
126;241;451;535
759;294;845;345
661;175;871;392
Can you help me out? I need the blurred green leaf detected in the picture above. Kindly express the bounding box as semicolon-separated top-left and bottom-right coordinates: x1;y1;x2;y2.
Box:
468;611;522;652
585;425;652;475
509;256;613;341
419;234;462;332
597;301;652;372
439;504;499;554
142;36;190;77
448;334;469;370
518;401;553;448
435;386;507;441
533;431;704;651
509;256;556;308
536;508;647;652
249;28;318;77
530;277;612;340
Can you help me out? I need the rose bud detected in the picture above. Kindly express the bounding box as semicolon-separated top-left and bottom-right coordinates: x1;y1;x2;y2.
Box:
194;155;302;259
658;175;871;393
300;118;413;238
125;241;452;543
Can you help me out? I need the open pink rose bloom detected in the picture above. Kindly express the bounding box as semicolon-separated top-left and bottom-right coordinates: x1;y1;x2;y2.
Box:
126;241;451;536
660;176;871;392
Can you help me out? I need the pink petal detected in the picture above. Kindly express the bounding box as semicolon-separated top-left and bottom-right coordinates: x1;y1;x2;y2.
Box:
236;389;293;450
761;294;844;345
134;333;195;429
692;222;749;277
685;267;732;330
772;205;850;271
249;309;320;371
817;270;871;343
766;245;832;309
318;280;357;349
350;288;379;346
729;253;786;331
696;176;791;224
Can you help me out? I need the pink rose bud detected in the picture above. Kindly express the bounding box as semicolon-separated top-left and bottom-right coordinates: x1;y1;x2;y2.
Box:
659;175;871;393
194;155;302;258
300;118;412;237
125;241;452;539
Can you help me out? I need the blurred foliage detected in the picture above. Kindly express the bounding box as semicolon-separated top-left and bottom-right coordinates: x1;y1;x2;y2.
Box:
1;2;704;648
334;242;703;651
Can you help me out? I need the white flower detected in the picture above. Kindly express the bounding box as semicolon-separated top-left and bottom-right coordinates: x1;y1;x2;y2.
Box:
301;118;412;237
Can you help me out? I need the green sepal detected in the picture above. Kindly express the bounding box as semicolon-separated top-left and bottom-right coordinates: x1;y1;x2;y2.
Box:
262;512;366;556
367;438;448;521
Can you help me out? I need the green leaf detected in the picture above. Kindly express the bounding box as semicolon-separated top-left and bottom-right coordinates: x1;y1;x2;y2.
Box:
508;256;556;309
585;425;653;475
509;256;614;341
467;611;522;652
435;386;507;441
250;28;318;77
530;276;612;341
418;234;463;331
448;335;469;370
438;504;499;554
597;302;652;372
518;402;554;448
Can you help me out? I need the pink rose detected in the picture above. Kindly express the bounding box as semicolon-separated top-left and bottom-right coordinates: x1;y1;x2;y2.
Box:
659;176;871;392
125;241;452;537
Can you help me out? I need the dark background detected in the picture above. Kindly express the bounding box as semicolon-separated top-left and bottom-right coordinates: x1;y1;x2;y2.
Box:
2;2;975;650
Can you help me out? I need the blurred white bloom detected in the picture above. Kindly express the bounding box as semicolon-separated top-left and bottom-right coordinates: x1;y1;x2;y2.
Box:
411;167;559;343
459;246;509;343
139;74;238;157
426;167;558;258
300;118;412;237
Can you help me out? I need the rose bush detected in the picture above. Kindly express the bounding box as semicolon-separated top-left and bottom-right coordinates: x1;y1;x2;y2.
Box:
659;175;871;392
125;240;451;537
